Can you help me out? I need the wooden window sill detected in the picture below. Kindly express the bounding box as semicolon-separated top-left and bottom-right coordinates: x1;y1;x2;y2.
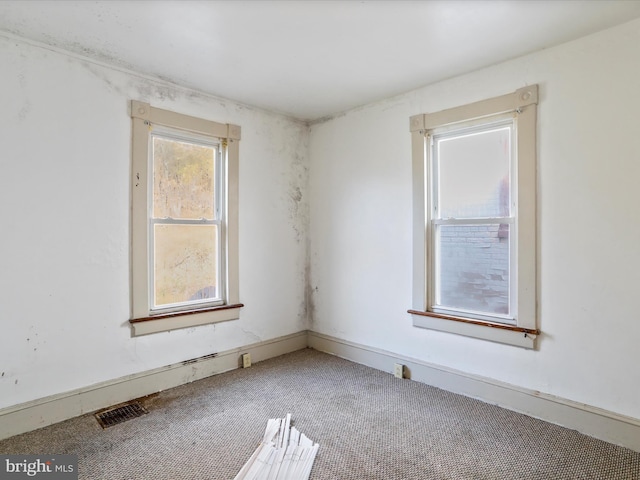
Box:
407;310;539;335
408;309;539;349
130;303;244;336
131;303;245;323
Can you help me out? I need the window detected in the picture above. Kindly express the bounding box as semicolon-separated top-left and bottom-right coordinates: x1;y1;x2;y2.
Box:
408;86;538;348
129;101;242;335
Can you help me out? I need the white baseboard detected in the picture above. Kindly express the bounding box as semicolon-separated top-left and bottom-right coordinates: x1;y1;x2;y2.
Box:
5;329;640;454
308;331;640;453
0;331;308;441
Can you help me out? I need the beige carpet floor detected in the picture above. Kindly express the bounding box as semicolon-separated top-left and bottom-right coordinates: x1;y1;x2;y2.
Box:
1;348;639;479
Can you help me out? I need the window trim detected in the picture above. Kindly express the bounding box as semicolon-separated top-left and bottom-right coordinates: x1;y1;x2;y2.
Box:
129;101;242;336
408;86;538;349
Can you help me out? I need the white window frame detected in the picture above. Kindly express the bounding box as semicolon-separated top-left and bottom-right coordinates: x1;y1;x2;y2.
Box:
129;101;242;336
148;126;225;313
409;86;538;348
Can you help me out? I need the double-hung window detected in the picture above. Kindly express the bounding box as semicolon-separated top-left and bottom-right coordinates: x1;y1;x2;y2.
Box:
129;101;242;336
409;86;538;348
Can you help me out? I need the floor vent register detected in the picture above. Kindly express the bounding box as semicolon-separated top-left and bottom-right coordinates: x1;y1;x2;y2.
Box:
95;402;149;428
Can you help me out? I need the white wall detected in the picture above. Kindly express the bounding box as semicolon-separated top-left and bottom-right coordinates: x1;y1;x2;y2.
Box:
0;35;309;409
308;18;640;420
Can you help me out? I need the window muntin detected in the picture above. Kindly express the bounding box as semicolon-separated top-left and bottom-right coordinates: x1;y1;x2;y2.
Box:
429;120;515;324
149;129;224;313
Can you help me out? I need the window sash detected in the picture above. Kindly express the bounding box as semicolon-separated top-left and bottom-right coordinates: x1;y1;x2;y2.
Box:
431;119;514;220
147;130;225;314
149;127;222;221
148;221;225;313
427;119;517;325
431;221;515;323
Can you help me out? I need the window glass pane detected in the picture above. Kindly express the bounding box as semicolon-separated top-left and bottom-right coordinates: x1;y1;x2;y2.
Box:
436;224;510;317
152;136;215;220
153;224;219;307
436;125;510;219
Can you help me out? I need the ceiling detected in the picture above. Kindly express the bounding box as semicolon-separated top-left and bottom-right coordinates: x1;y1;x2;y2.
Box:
1;0;640;121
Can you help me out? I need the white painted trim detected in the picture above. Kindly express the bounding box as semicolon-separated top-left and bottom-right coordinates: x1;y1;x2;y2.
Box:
411;314;535;349
307;331;640;453
0;331;308;441
130;306;242;336
410;85;539;347
130;101;242;331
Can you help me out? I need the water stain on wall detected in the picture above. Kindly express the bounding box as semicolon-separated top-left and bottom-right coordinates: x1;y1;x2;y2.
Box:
15;72;30;121
287;124;310;245
135;79;178;103
302;257;317;330
285;124;312;328
11;70;31;122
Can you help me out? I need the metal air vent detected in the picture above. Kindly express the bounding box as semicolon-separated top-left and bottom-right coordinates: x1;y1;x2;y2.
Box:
95;402;148;428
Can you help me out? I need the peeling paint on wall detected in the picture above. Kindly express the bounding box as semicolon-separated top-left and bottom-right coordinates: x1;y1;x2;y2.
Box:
134;79;179;103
